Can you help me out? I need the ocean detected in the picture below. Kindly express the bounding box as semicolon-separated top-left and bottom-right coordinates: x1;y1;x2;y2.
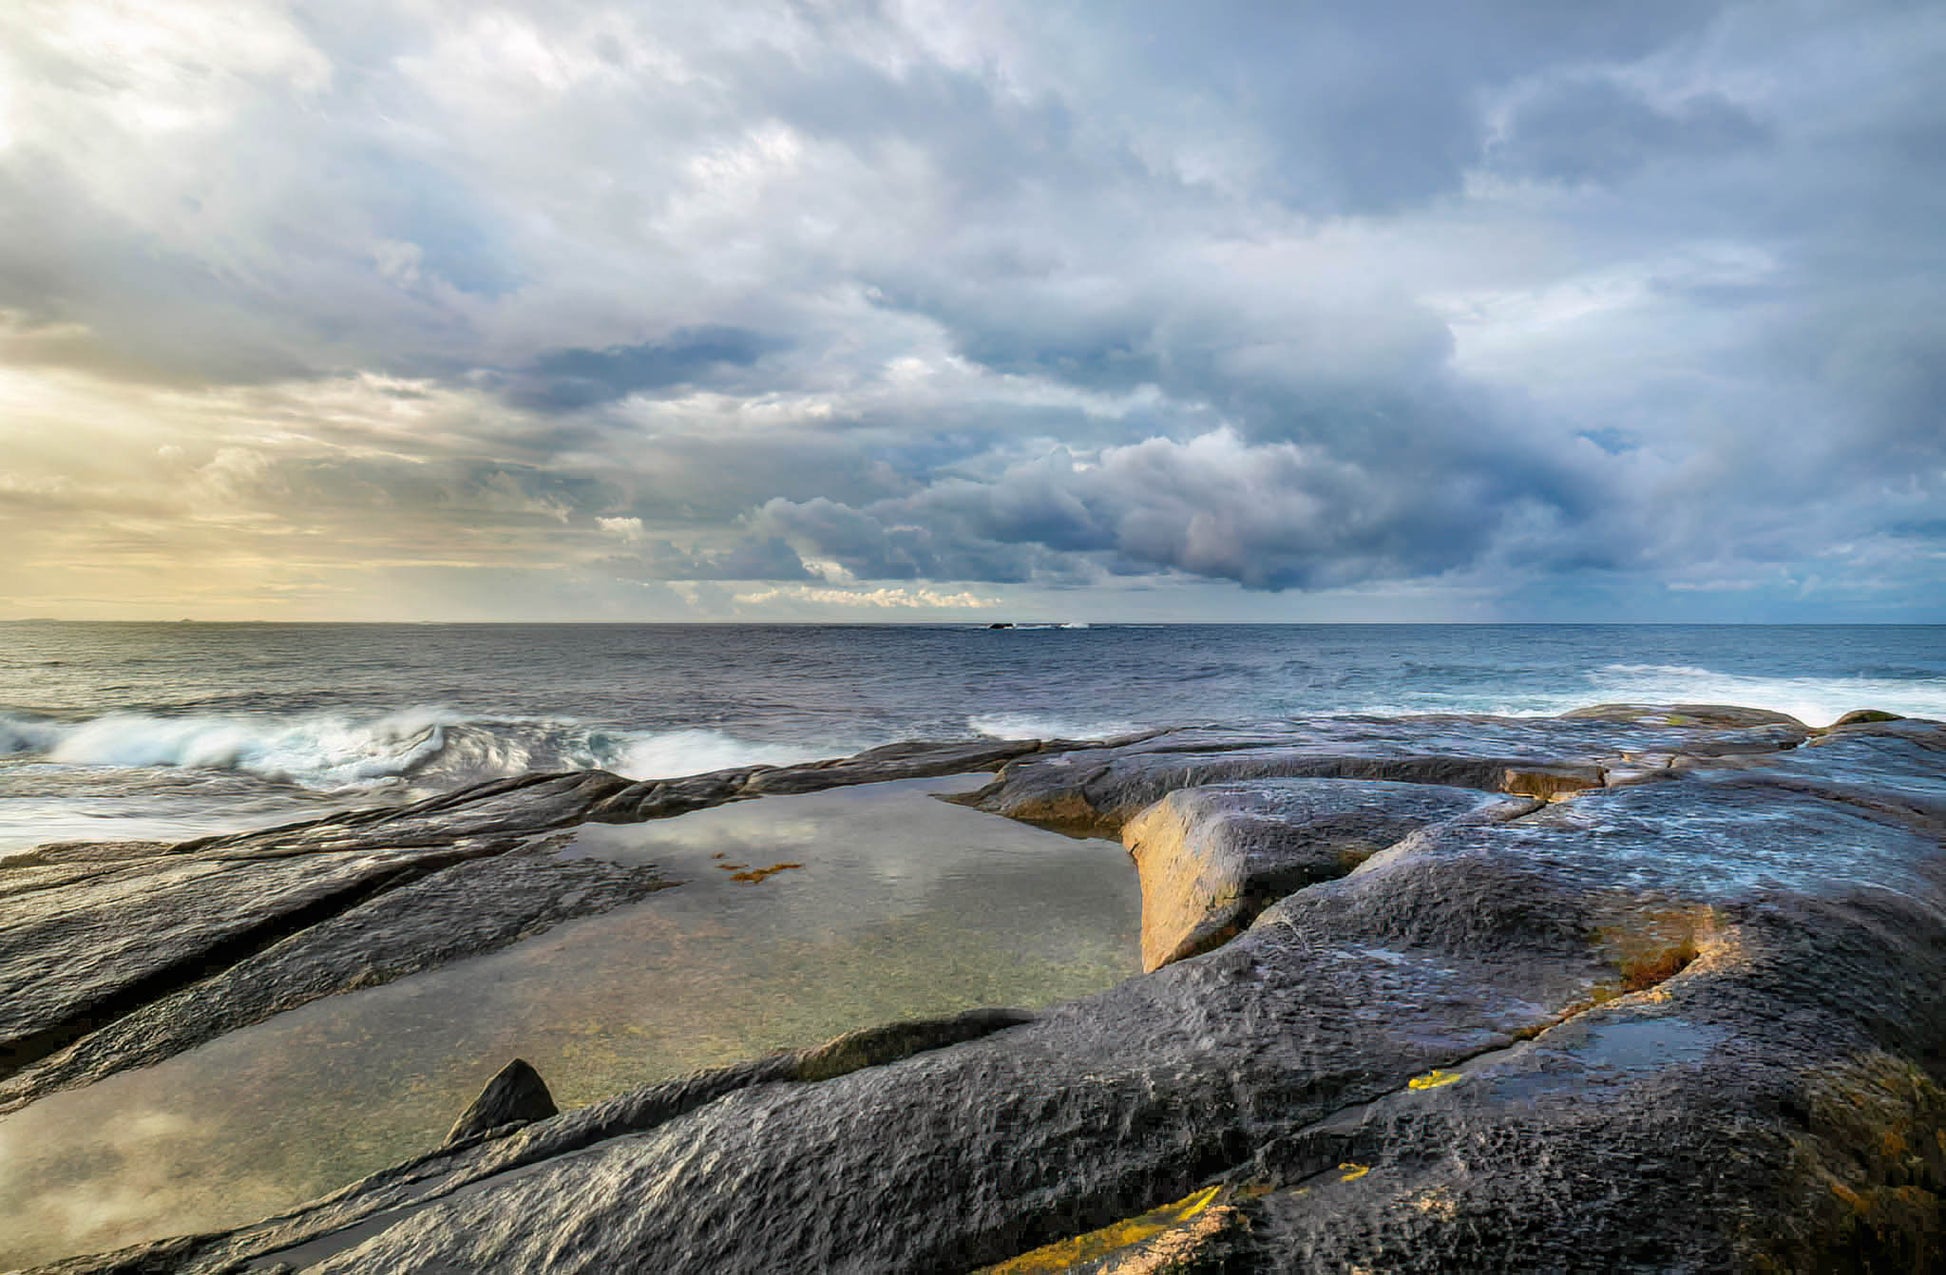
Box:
3;622;1943;854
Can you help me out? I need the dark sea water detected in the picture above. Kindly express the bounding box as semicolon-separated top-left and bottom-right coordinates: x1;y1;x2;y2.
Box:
2;622;1943;853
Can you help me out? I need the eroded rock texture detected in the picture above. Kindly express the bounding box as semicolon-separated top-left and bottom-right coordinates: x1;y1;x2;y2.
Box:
1120;779;1531;970
32;707;1945;1273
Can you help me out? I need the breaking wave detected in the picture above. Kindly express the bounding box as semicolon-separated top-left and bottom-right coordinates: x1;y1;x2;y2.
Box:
1586;663;1946;727
967;712;1139;742
0;708;833;792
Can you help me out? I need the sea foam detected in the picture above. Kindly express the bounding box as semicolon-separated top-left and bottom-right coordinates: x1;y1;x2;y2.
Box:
1585;663;1946;728
0;709;838;791
968;712;1139;742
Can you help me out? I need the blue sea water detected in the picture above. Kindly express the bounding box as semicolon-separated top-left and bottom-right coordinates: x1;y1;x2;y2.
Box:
1;622;1942;852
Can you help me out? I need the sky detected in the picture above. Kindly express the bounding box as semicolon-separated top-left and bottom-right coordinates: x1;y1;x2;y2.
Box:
0;1;1941;622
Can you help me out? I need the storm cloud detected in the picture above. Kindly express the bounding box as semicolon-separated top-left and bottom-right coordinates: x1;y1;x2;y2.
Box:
0;1;1939;620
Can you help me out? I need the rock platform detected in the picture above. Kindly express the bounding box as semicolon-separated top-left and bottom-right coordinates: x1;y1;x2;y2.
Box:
15;706;1944;1272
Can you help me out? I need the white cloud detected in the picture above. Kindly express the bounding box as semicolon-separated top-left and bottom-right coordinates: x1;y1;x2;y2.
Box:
597;516;645;541
732;584;999;610
0;0;1939;620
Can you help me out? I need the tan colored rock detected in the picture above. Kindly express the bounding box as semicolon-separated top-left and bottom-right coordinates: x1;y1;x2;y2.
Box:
1122;779;1529;971
1502;763;1605;800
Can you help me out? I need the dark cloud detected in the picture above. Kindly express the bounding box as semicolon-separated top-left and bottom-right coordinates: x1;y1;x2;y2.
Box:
0;0;1939;619
602;535;811;582
759;428;1601;591
1491;77;1770;186
505;328;785;410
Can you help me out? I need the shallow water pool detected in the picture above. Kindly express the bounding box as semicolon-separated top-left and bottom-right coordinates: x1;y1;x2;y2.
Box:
0;774;1141;1268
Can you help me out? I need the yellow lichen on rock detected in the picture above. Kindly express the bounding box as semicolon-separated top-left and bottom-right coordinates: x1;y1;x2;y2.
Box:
1413;1186;1459;1220
979;1185;1224;1273
1407;1068;1463;1090
1103;1205;1241;1274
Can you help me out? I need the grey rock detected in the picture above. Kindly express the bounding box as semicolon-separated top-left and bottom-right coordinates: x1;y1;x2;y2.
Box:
182;771;635;858
583;737;1042;817
0;843;671;1112
1121;778;1531;969
445;1060;557;1145
737;738;1044;796
34;707;1944;1274
957;711;1809;836
0;839;499;1088
1828;708;1905;727
1559;702;1809;729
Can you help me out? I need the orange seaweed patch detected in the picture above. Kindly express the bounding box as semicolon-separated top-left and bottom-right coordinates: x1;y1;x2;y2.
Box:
1594;903;1717;992
729;862;804;884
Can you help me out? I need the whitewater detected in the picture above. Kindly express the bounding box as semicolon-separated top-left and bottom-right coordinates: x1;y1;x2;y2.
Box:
2;622;1941;853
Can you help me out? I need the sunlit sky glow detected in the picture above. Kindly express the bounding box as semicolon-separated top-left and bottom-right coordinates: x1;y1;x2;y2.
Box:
1;1;1941;621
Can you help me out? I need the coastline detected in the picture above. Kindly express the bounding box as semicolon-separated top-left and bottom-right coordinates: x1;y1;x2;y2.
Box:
5;702;1943;1270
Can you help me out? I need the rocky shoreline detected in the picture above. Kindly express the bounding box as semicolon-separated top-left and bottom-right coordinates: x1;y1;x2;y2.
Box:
9;705;1944;1272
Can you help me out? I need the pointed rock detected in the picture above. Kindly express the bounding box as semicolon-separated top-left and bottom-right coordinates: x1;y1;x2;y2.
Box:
445;1058;557;1145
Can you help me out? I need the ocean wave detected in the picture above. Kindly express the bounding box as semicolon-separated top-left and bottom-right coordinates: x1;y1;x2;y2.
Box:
1597;663;1720;678
1583;665;1946;727
968;712;1139;741
613;729;829;779
0;708;836;792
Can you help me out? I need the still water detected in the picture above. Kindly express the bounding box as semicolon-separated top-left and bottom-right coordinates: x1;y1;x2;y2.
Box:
0;775;1140;1269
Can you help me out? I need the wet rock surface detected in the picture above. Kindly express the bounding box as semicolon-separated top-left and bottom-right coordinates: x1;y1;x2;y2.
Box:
954;710;1811;836
444;1059;557;1145
1120;779;1530;970
0;741;1037;1111
0;844;672;1113
21;710;1946;1273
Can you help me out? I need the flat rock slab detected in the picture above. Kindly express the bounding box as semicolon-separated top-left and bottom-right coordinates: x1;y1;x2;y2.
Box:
0;843;492;1083
959;712;1809;836
0;842;672;1113
1122;779;1531;969
586;738;1043;817
0;740;1040;1111
43;712;1946;1274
